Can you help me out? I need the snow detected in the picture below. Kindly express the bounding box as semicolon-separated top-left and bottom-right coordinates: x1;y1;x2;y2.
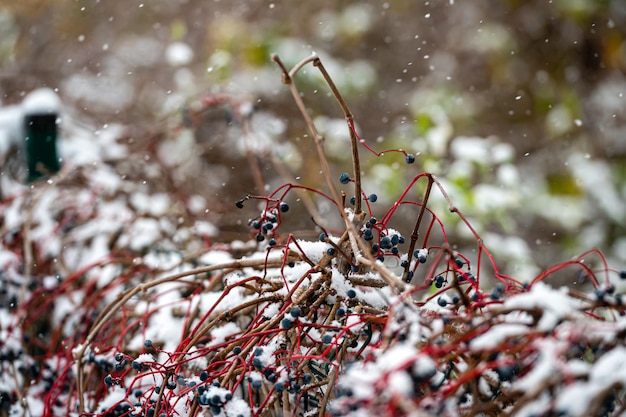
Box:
0;105;24;146
130;192;171;216
503;282;586;331
555;346;626;416
134;353;157;365
94;385;127;413
470;323;529;351
21;88;62;115
288;239;328;264
208;322;241;346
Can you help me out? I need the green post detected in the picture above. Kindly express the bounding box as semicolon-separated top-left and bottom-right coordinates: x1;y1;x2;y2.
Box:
22;89;62;182
25;113;60;182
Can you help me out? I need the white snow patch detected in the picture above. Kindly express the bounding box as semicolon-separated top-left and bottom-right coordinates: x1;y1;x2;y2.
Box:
503;282;586;331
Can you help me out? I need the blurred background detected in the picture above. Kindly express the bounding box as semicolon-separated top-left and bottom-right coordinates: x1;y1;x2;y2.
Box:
1;0;626;283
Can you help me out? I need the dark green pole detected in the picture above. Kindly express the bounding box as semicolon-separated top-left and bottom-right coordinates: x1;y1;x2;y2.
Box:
22;89;62;182
24;113;60;182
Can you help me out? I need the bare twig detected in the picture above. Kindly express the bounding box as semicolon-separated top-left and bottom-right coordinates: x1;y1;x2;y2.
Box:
403;174;434;282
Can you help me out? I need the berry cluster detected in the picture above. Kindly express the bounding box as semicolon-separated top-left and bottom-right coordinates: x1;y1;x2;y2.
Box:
362;219;406;263
249;202;289;244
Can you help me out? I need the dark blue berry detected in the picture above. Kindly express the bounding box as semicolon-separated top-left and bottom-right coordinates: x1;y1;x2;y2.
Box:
391;247;399;255
336;307;346;317
303;373;312;384
132;361;140;370
398;236;405;244
620;270;626;280
390;235;399;245
368;217;377;225
225;392;233;401
490;288;502;300
281;318;292;329
233;346;242;355
322;334;333;344
405;154;416;164
455;258;464;268
595;288;605;302
326;247;336;256
349;196;356;205
144;339;152;348
437;298;447;307
115;353;123;362
252;221;261;229
265;371;277;382
104;375;113;387
269;238;277;246
198;394;209;406
363;230;373;241
255;234;265;242
319;233;327;242
279;202;289;212
380;236;392;249
347;289;357;298
274;382;285;393
251;379;262;390
254;347;263;356
236;200;245;208
290;306;302;318
400;260;408;268
369;194;378;203
339;173;351;184
200;371;209;381
496;365;518;381
253;357;263;369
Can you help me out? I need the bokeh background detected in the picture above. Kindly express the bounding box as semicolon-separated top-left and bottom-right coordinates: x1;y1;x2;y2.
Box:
2;0;626;283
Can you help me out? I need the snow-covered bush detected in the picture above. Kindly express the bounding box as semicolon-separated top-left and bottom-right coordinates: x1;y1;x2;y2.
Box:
1;55;626;417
